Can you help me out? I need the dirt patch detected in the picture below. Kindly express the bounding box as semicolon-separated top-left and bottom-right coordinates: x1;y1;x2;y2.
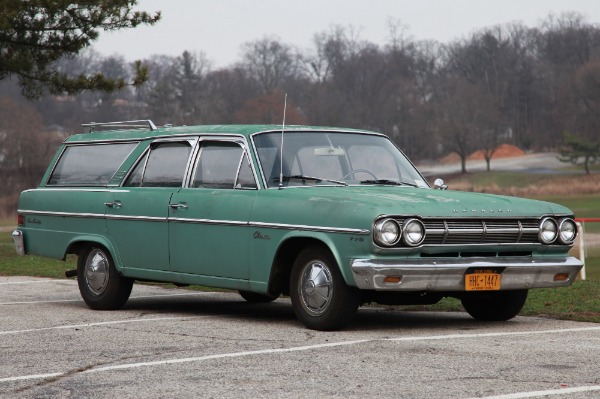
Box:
468;144;526;160
440;144;526;164
449;174;600;196
439;152;462;164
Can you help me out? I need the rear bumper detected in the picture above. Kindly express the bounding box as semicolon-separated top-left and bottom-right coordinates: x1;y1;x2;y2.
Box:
12;230;25;256
351;256;583;291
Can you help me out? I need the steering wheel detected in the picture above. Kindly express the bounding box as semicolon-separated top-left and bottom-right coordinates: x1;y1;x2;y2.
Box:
341;169;378;180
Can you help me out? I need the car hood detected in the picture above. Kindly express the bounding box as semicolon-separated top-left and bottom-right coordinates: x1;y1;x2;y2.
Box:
252;186;574;231
261;185;571;218
337;185;571;217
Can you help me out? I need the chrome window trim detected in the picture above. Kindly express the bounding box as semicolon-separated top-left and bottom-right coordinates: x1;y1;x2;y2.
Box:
122;147;150;187
138;139;196;188
45;145;67;186
249;129;376;189
187;136;260;190
249;129;422;189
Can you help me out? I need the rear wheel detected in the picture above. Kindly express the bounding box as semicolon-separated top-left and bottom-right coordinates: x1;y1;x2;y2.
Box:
238;290;277;303
77;246;133;310
461;289;528;321
290;246;359;330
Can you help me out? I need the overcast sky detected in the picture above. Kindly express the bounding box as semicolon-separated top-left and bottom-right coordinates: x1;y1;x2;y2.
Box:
92;0;600;68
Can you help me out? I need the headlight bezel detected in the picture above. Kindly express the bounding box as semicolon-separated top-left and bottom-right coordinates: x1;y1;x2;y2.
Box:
558;218;577;245
373;218;401;247
539;217;558;244
373;217;426;248
401;218;426;247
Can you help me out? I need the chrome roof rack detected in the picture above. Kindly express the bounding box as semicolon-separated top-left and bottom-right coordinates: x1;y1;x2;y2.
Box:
81;120;157;133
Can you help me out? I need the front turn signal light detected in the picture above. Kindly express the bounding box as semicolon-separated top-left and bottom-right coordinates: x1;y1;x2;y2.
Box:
383;276;402;284
553;273;570;282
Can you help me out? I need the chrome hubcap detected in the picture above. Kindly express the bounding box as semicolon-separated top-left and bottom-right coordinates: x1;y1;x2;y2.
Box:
299;261;333;316
85;249;109;295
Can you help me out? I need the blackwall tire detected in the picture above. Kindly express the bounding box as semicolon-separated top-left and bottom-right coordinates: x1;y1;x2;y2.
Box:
461;289;528;321
290;246;359;330
77;246;133;310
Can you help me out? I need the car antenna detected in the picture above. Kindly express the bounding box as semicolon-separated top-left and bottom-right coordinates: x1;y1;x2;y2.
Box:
278;93;288;189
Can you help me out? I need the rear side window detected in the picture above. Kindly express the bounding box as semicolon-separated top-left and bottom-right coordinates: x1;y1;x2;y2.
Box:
124;142;192;188
48;143;136;186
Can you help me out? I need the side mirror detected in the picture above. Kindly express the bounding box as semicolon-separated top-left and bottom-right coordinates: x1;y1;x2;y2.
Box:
433;178;448;190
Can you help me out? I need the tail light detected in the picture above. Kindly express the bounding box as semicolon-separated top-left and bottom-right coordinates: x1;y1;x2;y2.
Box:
17;214;24;226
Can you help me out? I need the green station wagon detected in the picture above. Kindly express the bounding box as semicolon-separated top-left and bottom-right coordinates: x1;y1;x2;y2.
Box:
12;120;583;330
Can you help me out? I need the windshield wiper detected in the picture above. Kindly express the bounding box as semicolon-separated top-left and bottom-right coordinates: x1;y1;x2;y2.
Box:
360;179;418;187
276;175;348;186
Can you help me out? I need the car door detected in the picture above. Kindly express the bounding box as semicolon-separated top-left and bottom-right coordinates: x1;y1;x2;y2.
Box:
169;139;258;280
105;139;195;272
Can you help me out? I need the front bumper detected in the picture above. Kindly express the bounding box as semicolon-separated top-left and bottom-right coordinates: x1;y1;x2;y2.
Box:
351;256;583;291
12;230;25;256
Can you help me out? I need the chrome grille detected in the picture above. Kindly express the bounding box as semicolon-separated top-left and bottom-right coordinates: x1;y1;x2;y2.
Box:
414;218;540;245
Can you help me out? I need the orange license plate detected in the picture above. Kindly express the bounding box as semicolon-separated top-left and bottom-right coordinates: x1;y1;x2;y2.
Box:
465;272;501;291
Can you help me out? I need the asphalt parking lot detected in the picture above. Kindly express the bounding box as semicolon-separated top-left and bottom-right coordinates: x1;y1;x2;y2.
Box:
1;276;600;399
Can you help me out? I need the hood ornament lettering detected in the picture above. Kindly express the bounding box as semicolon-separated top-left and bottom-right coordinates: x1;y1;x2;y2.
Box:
453;209;513;214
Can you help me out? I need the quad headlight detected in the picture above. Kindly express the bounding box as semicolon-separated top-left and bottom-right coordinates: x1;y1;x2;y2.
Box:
374;217;425;247
539;217;558;244
374;218;401;246
558;218;577;245
401;218;425;247
539;217;578;245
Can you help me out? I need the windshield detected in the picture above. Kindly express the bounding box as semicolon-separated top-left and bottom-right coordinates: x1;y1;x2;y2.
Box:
252;131;429;188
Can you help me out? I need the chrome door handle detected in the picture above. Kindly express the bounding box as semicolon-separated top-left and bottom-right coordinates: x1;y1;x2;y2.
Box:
169;203;188;209
104;201;122;208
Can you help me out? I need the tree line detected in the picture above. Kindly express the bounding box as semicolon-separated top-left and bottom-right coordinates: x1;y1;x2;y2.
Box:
1;11;600;216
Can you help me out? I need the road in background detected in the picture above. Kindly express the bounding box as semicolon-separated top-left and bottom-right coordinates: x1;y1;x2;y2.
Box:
418;152;571;176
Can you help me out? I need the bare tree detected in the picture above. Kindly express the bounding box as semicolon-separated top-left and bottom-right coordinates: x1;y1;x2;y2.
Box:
436;79;499;173
241;38;297;94
0;97;58;216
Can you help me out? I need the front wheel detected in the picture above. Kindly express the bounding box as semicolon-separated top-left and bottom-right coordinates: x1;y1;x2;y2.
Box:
77;246;133;310
461;289;528;321
290;246;359;330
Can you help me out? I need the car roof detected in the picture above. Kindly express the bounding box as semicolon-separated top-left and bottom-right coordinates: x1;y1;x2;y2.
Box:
65;123;380;143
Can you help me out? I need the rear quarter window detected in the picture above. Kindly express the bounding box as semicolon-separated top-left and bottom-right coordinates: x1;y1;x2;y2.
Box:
48;143;137;186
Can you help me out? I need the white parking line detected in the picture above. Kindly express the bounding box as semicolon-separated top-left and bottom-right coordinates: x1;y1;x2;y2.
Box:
0;291;214;306
0;280;63;285
2;325;599;384
0;298;81;306
2;372;64;383
387;326;600;342
464;385;600;398
0;316;195;336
